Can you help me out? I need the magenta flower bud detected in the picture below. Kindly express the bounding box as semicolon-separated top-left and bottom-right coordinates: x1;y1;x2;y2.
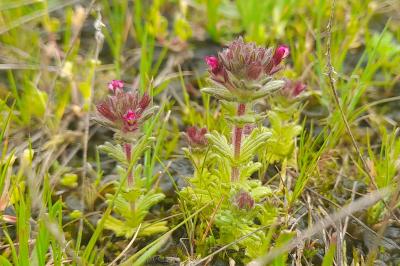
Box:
205;56;220;74
293;81;306;96
234;191;255;210
272;45;290;66
243;124;255;136
108;79;124;94
138;93;151;110
186;126;208;148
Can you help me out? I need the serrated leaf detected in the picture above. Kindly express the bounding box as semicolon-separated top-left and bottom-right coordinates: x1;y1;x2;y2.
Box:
136;192;165;216
252;80;285;100
131;136;155;164
240;161;262;180
201;87;237;101
98;142;128;167
205;131;233;161
240;129;272;163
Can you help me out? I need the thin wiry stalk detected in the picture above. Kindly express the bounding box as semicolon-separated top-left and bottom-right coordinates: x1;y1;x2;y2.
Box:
42;215;83;265
79;6;104;257
325;0;376;188
43;0;96;124
325;0;399;224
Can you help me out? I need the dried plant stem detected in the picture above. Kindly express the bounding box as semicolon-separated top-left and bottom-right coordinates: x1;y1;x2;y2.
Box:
44;0;96;124
325;0;375;188
201;196;225;242
78;7;104;255
231;103;246;181
81;7;104;205
325;0;399;223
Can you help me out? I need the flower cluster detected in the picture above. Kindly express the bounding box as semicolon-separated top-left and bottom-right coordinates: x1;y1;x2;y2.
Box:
203;37;289;102
95;80;157;135
186;126;208;148
234;190;255;210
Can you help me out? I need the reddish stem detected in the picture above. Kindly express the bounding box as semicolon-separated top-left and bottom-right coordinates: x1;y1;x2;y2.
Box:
124;143;133;186
231;103;246;181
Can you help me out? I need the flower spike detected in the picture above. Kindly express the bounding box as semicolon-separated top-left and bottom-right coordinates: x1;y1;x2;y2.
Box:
186;126;208;148
202;37;288;102
95;90;156;135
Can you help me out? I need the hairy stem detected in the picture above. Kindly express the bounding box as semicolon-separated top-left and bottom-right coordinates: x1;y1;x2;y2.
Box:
231;103;246;181
124;143;134;186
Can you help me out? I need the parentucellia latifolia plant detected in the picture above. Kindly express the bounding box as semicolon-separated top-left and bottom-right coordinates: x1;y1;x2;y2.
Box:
94;81;168;238
180;37;306;261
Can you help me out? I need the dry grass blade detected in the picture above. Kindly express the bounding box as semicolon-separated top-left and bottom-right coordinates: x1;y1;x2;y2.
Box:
0;0;45;11
110;224;142;265
366;175;400;264
0;0;80;34
248;187;392;265
0;64;58;71
78;6;104;256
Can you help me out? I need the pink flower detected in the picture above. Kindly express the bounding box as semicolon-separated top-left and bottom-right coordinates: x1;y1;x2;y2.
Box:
266;45;290;75
272;45;290;66
186;126;208;148
293;81;306;96
123;109;139;130
108;80;124;94
205;56;220;74
246;61;263;80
